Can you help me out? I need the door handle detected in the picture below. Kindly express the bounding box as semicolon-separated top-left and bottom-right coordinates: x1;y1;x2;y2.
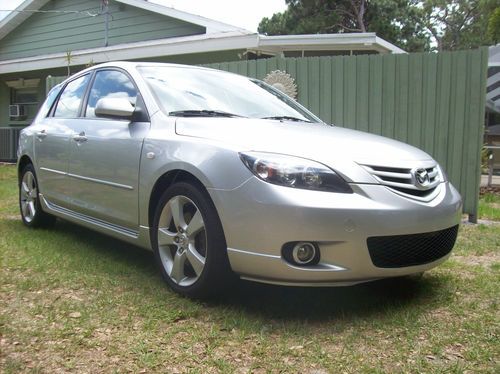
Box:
36;130;47;140
72;131;87;143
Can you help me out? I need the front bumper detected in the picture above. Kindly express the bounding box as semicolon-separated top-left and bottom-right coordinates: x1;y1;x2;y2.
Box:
208;177;462;286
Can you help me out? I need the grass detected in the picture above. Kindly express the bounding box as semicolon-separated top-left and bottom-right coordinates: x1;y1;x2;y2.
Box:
1;163;499;373
479;193;500;221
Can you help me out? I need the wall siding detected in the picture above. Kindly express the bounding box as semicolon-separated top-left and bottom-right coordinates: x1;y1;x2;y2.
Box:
0;0;205;61
204;49;488;218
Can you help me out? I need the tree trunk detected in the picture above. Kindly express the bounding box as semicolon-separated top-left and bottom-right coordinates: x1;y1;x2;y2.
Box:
357;0;366;32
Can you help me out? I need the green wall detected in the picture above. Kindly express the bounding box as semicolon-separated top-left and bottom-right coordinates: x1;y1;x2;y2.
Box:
204;50;488;219
0;0;205;61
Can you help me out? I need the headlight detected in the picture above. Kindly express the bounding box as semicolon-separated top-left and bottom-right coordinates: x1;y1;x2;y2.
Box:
239;152;352;193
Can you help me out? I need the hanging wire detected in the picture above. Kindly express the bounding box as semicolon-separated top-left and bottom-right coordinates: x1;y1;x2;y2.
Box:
100;0;109;12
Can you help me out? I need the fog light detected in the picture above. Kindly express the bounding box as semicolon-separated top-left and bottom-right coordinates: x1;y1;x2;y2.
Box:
292;242;317;265
282;241;320;266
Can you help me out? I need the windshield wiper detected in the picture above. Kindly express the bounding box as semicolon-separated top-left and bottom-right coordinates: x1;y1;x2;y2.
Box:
169;110;245;118
261;115;312;123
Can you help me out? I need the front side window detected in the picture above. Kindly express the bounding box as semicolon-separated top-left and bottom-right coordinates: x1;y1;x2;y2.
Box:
85;70;137;118
54;74;90;118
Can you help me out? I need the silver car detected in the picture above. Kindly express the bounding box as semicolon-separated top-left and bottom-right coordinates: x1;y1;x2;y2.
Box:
18;62;462;298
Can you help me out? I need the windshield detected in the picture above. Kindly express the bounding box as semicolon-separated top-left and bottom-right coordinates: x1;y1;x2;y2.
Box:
138;66;321;122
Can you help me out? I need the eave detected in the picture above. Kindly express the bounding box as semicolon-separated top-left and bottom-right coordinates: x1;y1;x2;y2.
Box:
256;33;406;55
0;32;259;74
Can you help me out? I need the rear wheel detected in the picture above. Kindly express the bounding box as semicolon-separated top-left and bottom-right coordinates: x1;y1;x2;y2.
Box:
19;164;56;228
152;182;231;298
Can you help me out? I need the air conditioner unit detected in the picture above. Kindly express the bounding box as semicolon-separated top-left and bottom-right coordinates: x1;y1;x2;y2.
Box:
9;104;25;117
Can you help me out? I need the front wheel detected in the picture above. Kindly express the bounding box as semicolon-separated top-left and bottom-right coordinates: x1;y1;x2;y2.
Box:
151;182;232;298
19;164;56;228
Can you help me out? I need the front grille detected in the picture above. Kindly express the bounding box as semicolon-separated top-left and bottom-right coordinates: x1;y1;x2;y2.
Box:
367;225;459;268
361;164;442;201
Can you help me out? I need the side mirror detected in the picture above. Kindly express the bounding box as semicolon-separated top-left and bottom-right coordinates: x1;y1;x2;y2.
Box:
95;98;135;119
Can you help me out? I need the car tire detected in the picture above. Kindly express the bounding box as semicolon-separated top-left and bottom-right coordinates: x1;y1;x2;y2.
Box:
151;182;232;298
19;164;56;228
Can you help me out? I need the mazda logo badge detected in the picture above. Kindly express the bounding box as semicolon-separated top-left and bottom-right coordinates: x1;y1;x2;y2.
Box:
414;168;430;187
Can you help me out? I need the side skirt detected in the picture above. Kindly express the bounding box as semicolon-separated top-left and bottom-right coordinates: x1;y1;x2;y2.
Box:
40;194;152;251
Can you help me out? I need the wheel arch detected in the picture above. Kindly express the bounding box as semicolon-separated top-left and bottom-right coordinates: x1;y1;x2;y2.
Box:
148;169;212;229
17;155;33;184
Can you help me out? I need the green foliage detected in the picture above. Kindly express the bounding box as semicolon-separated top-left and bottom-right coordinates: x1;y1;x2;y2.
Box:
367;0;430;52
422;0;500;51
481;145;492;170
258;0;500;52
258;0;342;35
488;6;500;44
478;193;500;221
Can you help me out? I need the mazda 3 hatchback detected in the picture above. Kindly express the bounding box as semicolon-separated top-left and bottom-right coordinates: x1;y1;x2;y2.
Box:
17;62;462;298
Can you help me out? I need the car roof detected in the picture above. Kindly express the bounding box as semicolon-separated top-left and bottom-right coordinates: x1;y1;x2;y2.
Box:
80;61;234;75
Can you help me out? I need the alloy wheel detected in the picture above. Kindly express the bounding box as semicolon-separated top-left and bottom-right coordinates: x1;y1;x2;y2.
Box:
20;171;37;223
157;195;207;287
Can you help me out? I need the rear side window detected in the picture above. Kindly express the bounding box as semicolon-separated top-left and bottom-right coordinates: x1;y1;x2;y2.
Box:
34;84;62;122
54;74;90;118
85;70;137;118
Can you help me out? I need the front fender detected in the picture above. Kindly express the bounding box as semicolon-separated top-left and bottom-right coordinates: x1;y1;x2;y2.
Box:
138;136;252;226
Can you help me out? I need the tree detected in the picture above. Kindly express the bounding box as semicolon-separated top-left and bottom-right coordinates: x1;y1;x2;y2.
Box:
421;0;500;51
258;0;500;52
258;0;431;52
488;6;500;44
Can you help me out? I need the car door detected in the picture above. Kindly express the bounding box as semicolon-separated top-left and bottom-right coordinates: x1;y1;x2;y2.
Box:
67;69;149;231
34;74;91;208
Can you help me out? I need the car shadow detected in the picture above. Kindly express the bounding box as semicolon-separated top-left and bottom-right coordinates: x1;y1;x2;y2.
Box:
213;275;446;323
38;219;450;324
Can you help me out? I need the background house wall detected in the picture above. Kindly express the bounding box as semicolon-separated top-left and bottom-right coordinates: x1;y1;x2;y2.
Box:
0;0;205;62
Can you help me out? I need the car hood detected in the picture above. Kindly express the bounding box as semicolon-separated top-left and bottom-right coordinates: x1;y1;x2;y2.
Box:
175;118;435;183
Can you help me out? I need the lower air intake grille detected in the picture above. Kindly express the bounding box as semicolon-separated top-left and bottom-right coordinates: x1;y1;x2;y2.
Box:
367;225;459;268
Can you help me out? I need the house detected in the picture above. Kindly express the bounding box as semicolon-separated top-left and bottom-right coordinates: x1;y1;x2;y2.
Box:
0;0;404;161
486;44;500;178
